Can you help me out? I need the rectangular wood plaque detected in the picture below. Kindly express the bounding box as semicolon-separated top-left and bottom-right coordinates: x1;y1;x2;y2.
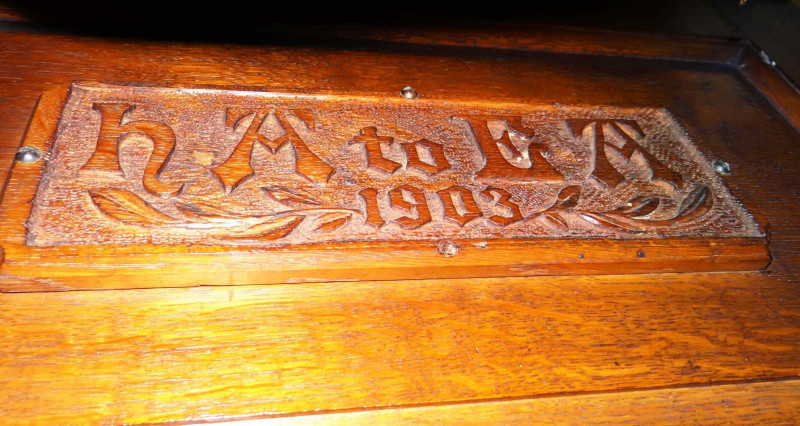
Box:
0;84;768;291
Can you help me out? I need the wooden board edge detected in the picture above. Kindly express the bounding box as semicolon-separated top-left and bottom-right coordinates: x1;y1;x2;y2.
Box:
200;378;800;425
291;24;745;65
0;83;771;292
738;47;800;134
0;85;70;269
0;26;744;67
0;236;770;292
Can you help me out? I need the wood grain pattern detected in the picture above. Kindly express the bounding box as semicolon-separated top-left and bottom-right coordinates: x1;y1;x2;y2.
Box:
1;273;799;424
0;237;772;292
0;29;799;423
220;380;800;425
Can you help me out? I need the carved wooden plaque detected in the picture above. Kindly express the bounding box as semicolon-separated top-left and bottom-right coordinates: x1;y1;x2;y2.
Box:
0;84;768;291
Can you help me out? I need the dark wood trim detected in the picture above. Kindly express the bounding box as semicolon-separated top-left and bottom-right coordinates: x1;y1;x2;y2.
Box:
288;24;745;65
738;48;800;134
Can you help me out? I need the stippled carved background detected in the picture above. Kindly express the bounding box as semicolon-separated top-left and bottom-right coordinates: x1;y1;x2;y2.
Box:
26;84;761;247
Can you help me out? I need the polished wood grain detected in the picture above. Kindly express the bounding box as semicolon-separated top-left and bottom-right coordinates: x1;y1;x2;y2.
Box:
221;380;800;425
0;237;772;292
0;28;799;424
1;273;799;423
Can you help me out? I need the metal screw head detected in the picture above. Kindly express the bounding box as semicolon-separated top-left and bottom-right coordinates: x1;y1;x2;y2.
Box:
712;159;731;176
759;51;777;67
15;146;41;164
438;240;459;257
400;86;419;100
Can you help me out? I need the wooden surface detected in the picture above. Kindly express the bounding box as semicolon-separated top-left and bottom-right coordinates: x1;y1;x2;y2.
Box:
0;83;768;291
222;380;800;425
305;24;744;64
1;274;799;423
0;27;799;424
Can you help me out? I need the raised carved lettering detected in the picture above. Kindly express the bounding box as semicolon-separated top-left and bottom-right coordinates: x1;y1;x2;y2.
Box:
406;139;451;175
438;186;481;226
214;108;333;191
349;127;404;174
480;187;523;226
459;116;564;182
568;119;683;188
359;188;385;228
82;103;182;196
25;84;762;247
388;185;432;229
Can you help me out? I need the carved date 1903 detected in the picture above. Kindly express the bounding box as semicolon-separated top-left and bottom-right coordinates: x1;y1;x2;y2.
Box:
26;84;761;247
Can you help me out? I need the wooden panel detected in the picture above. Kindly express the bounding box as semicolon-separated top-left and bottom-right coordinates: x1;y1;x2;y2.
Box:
1;273;799;423
0;30;799;424
223;380;800;425
29;84;762;245
0;81;768;290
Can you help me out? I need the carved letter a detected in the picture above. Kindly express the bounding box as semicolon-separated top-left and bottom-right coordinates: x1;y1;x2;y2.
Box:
214;108;333;192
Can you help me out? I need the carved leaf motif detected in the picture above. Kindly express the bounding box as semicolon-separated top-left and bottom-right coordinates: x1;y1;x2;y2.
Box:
577;212;640;232
262;186;322;208
90;188;178;226
677;185;709;218
219;215;303;240
528;185;581;230
175;202;244;222
619;196;660;218
312;211;352;232
554;185;581;209
541;212;569;230
578;186;713;232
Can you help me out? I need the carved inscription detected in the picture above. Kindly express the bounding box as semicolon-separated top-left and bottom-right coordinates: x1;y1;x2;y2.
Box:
26;84;762;247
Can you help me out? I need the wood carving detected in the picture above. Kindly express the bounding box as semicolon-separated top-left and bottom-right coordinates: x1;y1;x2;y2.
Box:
0;83;769;291
24;84;760;247
0;30;797;425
